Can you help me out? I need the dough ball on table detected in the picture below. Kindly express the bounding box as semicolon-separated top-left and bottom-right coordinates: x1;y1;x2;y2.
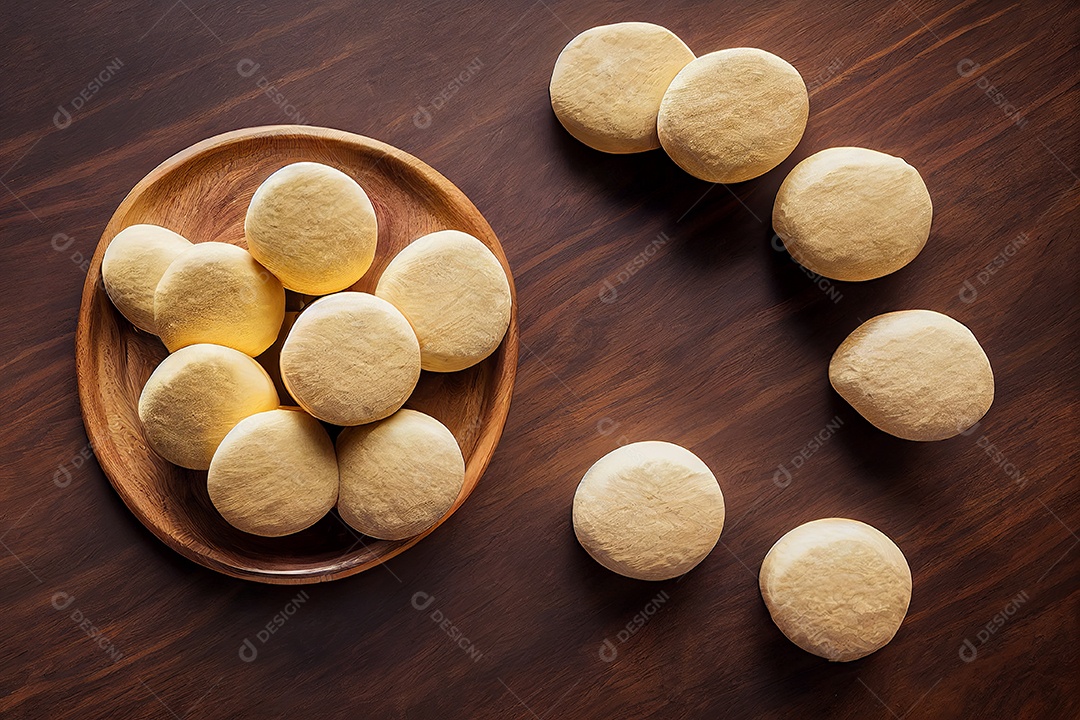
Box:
208;408;338;537
280;293;420;425
658;48;809;183
773;147;933;281
830;310;994;441
245;162;378;295
336;409;465;540
376;230;511;372
138;343;280;470
550;22;695;153
759;518;912;662
154;241;285;356
572;441;725;581
101;224;191;334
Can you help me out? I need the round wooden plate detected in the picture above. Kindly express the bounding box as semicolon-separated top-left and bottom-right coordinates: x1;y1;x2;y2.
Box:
75;125;518;584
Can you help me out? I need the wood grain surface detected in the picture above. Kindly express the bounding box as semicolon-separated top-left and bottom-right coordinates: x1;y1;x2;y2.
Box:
1;1;1076;718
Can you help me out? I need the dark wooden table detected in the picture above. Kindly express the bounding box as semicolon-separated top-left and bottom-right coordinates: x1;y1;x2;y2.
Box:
1;1;1076;717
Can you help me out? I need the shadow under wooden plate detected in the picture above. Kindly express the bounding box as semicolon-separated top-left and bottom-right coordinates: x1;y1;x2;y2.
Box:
74;125;519;584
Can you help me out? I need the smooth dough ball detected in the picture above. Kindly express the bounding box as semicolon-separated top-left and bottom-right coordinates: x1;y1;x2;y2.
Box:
572;441;725;581
336;409;465;540
376;230;511;372
280;292;420;425
101;224;192;334
773;147;933;281
549;22;695;153
760;518;912;662
830;310;994;441
658;48;809;183
208;409;338;537
154;241;285;356
245;162;378;295
138;344;280;470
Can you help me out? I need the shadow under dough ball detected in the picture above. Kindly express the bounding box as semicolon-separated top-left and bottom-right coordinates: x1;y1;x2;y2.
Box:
101;223;192;334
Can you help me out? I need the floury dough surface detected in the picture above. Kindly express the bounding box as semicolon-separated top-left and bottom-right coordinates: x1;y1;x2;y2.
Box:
773;147;933;281
549;22;695;153
829;310;994;441
245;162;378;295
759;518;912;662
658;48;809;183
101;224;191;334
572;441;726;581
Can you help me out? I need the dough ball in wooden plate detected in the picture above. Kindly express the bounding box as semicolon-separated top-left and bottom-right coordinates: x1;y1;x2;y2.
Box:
245;162;378;295
336;409;465;541
760;518;912;662
572;441;725;581
549;22;695;153
208;408;338;537
101;224;191;334
658;48;809;183
773;147;933;281
376;230;511;373
280;292;420;425
830;310;994;441
138;343;280;470
154;241;285;356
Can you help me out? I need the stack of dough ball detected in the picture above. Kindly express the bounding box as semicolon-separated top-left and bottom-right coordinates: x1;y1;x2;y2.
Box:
376;230;511;372
830;310;994;440
245;162;378;295
336;409;465;540
658;48;809;183
773;147;933;281
759;518;912;662
138;343;279;470
549;22;695;153
280;292;420;425
208;409;338;536
101;224;191;333
154;241;285;356
572;441;725;581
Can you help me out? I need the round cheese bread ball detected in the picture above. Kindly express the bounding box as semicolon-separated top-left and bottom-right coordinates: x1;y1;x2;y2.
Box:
658;48;809;183
208;409;338;536
830;310;994;441
245;162;378;295
572;441;725;581
549;22;695;153
138;343;279;470
101;224;191;334
773;147;933;281
760;518;912;662
154;241;285;356
376;230;511;372
280;293;420;425
336;409;465;540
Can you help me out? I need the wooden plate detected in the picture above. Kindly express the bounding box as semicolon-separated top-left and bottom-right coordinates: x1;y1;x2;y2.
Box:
75;125;518;584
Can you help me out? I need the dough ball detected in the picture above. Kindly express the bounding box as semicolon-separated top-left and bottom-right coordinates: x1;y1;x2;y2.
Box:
245;162;378;295
658;48;809;183
280;292;420;425
154;241;285;356
773;147;933;281
572;441;725;581
138;343;280;470
550;22;695;153
759;518;912;662
830;310;994;441
101;224;191;334
376;230;511;372
208;408;338;536
336;409;465;540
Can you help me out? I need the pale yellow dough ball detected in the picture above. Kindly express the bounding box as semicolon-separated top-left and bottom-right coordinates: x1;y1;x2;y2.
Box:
245;162;378;295
101;224;192;334
138;343;280;470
